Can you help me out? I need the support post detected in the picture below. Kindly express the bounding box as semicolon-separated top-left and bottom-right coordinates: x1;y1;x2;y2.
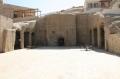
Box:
20;31;24;49
104;27;109;51
97;27;101;48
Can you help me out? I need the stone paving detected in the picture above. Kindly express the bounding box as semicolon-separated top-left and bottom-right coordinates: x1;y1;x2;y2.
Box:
0;48;120;79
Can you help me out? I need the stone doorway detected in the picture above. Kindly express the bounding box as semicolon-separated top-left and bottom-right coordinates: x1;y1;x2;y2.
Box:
57;37;65;46
32;32;35;46
90;30;92;45
100;28;105;49
24;32;29;48
93;28;98;47
14;31;21;49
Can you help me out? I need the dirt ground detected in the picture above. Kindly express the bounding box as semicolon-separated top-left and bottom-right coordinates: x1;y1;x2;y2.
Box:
0;48;120;79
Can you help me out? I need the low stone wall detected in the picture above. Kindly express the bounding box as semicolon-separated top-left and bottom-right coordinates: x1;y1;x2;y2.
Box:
108;34;120;54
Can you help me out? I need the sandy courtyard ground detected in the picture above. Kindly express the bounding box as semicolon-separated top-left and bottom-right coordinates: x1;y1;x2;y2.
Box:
0;48;120;79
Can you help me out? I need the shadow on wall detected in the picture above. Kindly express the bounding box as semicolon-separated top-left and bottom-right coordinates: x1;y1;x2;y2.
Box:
31;45;93;50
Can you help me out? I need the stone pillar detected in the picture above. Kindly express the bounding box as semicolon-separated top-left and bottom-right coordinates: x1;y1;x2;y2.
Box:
28;32;32;48
104;27;109;51
105;34;108;51
97;27;101;48
20;31;24;49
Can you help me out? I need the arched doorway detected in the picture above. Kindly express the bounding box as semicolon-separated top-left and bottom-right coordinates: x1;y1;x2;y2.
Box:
57;37;65;46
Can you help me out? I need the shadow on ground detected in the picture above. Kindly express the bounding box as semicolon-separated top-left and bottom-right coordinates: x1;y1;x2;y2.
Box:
1;46;120;57
93;48;120;57
30;46;120;57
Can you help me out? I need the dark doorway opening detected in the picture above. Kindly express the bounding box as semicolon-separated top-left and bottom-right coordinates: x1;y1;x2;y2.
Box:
32;32;35;47
90;30;92;45
24;32;29;48
100;28;105;49
14;31;21;49
57;37;65;46
93;28;98;47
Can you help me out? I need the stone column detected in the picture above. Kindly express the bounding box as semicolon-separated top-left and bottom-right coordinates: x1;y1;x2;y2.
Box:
105;34;108;51
104;27;109;51
97;27;101;48
20;31;24;49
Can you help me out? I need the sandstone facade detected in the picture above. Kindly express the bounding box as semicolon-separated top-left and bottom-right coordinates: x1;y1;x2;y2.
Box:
0;0;120;55
35;13;105;48
0;15;14;52
104;15;120;54
35;14;76;46
76;14;90;46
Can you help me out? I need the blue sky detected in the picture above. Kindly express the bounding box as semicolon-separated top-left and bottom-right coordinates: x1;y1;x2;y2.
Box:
5;0;85;14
